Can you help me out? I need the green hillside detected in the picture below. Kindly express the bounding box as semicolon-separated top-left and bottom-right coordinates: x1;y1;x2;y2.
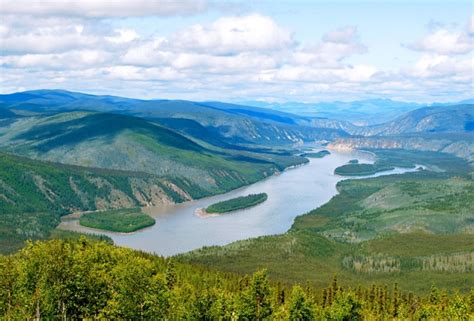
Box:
0;111;308;193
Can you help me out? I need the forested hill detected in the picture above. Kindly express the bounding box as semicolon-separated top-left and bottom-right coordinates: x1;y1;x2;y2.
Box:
0;238;471;320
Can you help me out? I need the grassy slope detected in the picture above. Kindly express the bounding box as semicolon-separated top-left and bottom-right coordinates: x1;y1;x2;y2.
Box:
178;150;474;293
79;208;155;233
206;193;268;214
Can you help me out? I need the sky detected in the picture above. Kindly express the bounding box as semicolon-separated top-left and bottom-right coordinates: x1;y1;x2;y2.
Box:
0;0;473;103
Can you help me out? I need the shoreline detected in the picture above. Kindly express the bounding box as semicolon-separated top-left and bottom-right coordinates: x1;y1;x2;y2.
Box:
194;207;221;218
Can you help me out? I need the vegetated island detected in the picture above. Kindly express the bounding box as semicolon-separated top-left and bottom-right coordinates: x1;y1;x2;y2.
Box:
79;208;155;233
301;150;331;158
204;193;268;214
334;163;395;176
335;156;418;176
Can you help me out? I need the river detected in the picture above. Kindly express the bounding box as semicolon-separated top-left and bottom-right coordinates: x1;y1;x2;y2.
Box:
58;149;421;256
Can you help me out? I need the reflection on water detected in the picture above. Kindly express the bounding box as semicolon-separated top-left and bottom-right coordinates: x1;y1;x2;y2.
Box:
59;150;419;256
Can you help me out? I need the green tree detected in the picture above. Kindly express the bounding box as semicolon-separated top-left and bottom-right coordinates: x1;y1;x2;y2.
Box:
165;259;177;290
288;285;314;321
326;292;363;321
238;269;273;320
429;284;440;305
103;255;168;319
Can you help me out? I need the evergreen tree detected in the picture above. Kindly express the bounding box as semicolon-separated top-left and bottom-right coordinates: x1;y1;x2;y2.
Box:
238;269;272;320
288;285;314;321
165;259;177;290
429;284;440;305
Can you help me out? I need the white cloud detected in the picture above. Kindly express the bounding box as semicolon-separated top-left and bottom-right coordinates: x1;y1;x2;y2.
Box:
407;16;474;55
105;29;139;44
0;16;104;54
0;5;472;103
121;38;170;66
404;54;472;80
0;50;112;69
0;0;208;17
104;66;185;81
172;14;294;54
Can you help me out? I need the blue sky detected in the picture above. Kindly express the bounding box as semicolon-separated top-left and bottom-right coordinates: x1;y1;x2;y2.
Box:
0;0;472;103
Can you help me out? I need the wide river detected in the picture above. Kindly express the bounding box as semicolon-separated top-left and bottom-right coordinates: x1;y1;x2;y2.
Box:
59;149;419;256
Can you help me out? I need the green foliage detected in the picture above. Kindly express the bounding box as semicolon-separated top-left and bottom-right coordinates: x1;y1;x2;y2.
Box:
79;208;155;233
288;285;314;320
48;229;113;244
0;238;472;320
334;162;395;176
238;269;273;320
206;193;268;214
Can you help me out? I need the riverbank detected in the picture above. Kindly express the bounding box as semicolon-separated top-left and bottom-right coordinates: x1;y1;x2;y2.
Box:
58;149;390;255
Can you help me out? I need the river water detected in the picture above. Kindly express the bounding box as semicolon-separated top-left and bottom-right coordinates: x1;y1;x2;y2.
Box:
59;149;420;256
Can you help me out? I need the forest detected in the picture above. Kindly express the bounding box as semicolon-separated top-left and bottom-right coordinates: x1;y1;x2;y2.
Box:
0;238;472;320
206;193;269;214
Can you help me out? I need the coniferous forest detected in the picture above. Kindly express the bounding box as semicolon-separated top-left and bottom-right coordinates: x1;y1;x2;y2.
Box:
1;238;472;320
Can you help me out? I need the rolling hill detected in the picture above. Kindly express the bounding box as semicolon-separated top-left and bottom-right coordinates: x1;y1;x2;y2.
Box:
0;111;309;193
351;104;474;136
0;90;348;145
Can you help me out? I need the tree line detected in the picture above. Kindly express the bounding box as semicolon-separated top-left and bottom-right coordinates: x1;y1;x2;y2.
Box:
0;238;472;320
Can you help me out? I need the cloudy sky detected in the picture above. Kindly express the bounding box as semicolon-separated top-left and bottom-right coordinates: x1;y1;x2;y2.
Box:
0;0;472;103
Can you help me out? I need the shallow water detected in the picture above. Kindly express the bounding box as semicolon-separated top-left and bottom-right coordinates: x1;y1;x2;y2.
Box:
59;149;420;256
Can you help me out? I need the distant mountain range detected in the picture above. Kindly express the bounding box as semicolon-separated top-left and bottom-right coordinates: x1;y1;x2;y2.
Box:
0;90;473;163
241;98;474;125
327;104;474;161
0;90;347;146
